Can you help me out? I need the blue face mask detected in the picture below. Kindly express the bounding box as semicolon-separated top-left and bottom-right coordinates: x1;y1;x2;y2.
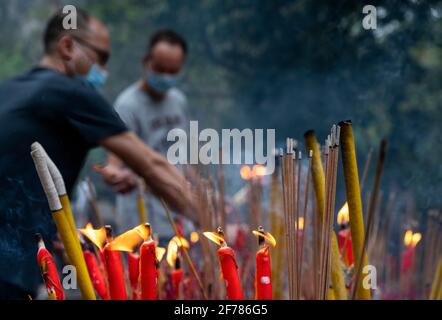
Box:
85;64;108;90
146;69;179;94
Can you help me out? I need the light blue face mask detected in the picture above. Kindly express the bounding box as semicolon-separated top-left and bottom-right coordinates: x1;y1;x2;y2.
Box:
85;64;108;90
146;69;179;93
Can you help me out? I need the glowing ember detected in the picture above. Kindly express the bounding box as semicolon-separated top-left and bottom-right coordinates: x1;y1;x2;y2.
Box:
252;230;277;247
337;202;350;225
79;223;106;250
190;231;199;243
203;231;225;246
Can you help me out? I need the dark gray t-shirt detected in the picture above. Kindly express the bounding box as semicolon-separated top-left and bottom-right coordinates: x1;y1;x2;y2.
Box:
0;67;127;293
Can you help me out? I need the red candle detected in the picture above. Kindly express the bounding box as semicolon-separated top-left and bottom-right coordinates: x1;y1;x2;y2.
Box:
83;249;109;300
128;252;140;300
171;257;184;299
104;226;127;300
401;246;415;273
253;227;276;300
204;228;244;300
140;239;158;300
338;227;353;266
36;234;64;300
255;245;272;299
218;246;243;300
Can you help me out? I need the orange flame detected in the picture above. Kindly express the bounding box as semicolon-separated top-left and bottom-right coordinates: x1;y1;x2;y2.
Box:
156;247;166;263
252;230;277;247
190;231;199;243
107;224;151;252
411;232;422;247
337;202;350;225
203;231;225;247
403;230;413;247
79;223;107;250
171;236;190;249
404;230;422;248
252;164;267;177
297;217;305;231
166;240;179;268
240;165;252;180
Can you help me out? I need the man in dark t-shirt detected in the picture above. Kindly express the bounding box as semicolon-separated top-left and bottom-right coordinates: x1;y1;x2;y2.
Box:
0;9;195;299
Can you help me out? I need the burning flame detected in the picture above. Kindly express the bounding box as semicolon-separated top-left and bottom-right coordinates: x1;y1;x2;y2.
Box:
404;230;422;248
337;202;350;225
252;164;267;177
240;165;267;180
79;223;106;250
297;217;305;231
412;232;422;247
252;230;277;247
240;165;252;180
171;236;190;249
203;231;225;247
106;224;151;252
167;240;179;268
190;231;199;243
403;230;413;246
156;247;166;262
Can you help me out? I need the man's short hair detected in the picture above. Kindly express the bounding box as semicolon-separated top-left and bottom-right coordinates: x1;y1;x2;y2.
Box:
43;8;91;54
146;29;188;58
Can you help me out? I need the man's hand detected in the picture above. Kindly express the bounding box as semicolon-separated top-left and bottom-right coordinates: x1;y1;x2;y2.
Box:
94;164;137;194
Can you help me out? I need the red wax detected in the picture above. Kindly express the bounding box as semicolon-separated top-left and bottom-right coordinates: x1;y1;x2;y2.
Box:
172;269;184;299
338;228;353;266
401;246;415;273
140;240;158;300
128;252;140;300
104;246;127;300
83;249;109;300
37;247;64;300
218;246;243;300
255;245;272;299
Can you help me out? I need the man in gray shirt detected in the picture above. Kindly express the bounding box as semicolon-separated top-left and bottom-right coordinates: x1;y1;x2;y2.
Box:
97;30;189;239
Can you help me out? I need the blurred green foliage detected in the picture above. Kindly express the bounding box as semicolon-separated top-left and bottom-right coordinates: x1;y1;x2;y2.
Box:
0;0;440;211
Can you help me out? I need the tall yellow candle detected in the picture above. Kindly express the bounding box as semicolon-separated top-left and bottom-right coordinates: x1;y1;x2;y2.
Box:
31;143;96;300
338;121;370;300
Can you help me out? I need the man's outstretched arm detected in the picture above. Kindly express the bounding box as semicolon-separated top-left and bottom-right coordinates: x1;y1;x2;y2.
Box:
98;131;196;221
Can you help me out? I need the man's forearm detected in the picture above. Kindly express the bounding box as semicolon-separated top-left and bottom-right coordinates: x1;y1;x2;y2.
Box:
100;132;195;220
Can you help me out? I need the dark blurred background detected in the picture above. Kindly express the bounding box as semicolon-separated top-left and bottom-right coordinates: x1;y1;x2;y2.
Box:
0;0;441;215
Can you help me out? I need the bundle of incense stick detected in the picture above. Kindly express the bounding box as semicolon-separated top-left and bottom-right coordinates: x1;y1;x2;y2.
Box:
269;164;285;299
317;125;340;300
218;149;227;231
184;166;221;299
279;138;313;299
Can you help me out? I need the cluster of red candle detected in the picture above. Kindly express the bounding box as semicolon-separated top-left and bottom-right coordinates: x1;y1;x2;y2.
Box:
204;226;276;300
37;218;276;301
